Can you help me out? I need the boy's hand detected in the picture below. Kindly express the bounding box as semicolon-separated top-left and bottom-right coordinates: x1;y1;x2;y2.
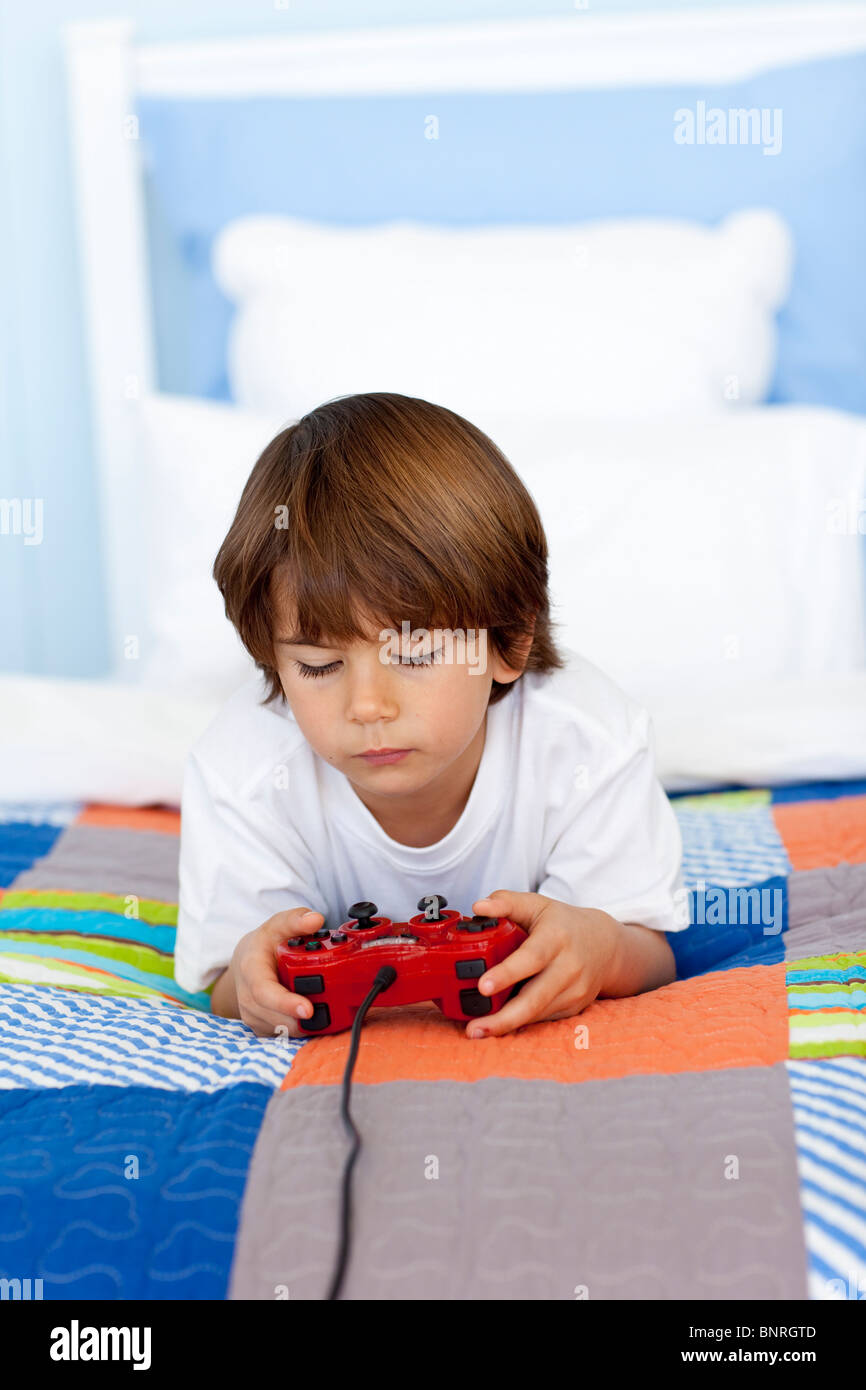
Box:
229;906;325;1038
465;890;624;1039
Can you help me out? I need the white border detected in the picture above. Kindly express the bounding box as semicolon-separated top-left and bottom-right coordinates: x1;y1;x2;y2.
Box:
63;5;866;676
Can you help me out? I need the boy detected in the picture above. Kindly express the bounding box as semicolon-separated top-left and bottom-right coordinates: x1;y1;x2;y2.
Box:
174;392;686;1039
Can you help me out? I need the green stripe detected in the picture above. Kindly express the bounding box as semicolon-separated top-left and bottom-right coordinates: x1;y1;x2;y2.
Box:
788;981;866;997
671;788;770;811
790;1038;866;1059
787;951;866;974
788;1010;866;1032
0;931;175;978
0;890;177;924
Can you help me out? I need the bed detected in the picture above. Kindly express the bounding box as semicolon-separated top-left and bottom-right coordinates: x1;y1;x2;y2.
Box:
1;780;864;1299
2;4;864;1303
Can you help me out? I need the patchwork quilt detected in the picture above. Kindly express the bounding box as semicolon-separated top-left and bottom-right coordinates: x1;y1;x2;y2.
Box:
1;783;864;1301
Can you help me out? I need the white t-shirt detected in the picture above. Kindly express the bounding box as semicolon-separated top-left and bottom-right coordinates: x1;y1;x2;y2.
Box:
174;655;686;995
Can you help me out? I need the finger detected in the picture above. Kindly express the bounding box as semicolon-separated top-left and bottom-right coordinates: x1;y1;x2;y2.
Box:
260;907;325;943
476;931;557;997
240;983;311;1034
249;972;320;1021
472;889;551;932
470;978;597;1038
243;910;328;1030
466;960;572;1038
240;1007;302;1040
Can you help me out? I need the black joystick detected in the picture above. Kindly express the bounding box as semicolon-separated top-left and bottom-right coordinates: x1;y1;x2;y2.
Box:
417;894;448;922
347;900;379;930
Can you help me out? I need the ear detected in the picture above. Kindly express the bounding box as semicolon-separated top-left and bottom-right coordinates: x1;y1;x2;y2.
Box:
489;616;537;685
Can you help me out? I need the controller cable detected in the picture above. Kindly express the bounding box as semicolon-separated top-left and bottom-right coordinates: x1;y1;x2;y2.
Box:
326;964;397;1301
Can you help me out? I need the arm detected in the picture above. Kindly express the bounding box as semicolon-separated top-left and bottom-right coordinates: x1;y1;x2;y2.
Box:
601;919;677;998
210;966;239;1018
174;749;322;1003
537;706;686;943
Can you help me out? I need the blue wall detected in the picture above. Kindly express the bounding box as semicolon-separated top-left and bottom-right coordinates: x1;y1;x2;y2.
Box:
0;0;825;678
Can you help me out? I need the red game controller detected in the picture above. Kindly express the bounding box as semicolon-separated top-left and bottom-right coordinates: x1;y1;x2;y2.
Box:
275;895;527;1034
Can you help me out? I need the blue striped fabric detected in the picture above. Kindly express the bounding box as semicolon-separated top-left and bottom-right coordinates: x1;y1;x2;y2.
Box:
0;802;82;826
787;1058;866;1300
675;804;793;890
0;983;305;1092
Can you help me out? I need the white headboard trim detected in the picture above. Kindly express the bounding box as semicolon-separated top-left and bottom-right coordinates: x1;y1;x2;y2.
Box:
64;18;156;678
133;4;866;97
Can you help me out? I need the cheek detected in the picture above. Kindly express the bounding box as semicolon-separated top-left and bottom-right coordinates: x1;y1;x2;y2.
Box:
280;677;336;745
423;671;488;735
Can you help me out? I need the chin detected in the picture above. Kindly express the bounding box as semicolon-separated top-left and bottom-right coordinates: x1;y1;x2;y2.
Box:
353;763;432;792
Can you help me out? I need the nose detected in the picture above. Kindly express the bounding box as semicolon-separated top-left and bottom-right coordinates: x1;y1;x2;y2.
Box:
344;656;400;727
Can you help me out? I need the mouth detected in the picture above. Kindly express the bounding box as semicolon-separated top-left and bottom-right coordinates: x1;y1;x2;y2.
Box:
356;748;413;766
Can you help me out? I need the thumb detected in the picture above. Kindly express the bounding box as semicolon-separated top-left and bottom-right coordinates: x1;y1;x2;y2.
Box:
262;907;324;941
471;889;549;931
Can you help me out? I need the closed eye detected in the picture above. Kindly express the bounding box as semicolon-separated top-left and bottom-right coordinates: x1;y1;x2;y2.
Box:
394;647;444;667
293;647;444;679
293;660;342;679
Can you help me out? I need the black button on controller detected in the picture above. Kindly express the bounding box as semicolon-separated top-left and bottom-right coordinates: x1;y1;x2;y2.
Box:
293;974;324;995
460;988;492;1017
456;958;487;979
417;894;448;921
299;1002;331;1032
348;901;379;929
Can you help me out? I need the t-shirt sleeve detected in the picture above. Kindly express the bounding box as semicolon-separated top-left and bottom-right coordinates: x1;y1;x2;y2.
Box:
174;749;322;996
537;707;687;933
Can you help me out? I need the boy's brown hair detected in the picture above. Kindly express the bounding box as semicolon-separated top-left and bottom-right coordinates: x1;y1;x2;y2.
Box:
213;392;564;705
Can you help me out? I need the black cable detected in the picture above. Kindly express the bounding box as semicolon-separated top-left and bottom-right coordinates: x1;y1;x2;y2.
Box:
326;965;397;1301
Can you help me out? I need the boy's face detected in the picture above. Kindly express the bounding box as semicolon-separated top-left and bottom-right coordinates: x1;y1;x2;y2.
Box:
271;592;526;800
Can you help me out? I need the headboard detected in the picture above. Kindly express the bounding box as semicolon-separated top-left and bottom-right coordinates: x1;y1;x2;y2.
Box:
63;4;866;678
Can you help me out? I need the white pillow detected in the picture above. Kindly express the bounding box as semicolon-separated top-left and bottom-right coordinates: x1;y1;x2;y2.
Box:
652;672;866;793
491;405;866;708
0;676;222;807
134;393;286;701
212;209;792;424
